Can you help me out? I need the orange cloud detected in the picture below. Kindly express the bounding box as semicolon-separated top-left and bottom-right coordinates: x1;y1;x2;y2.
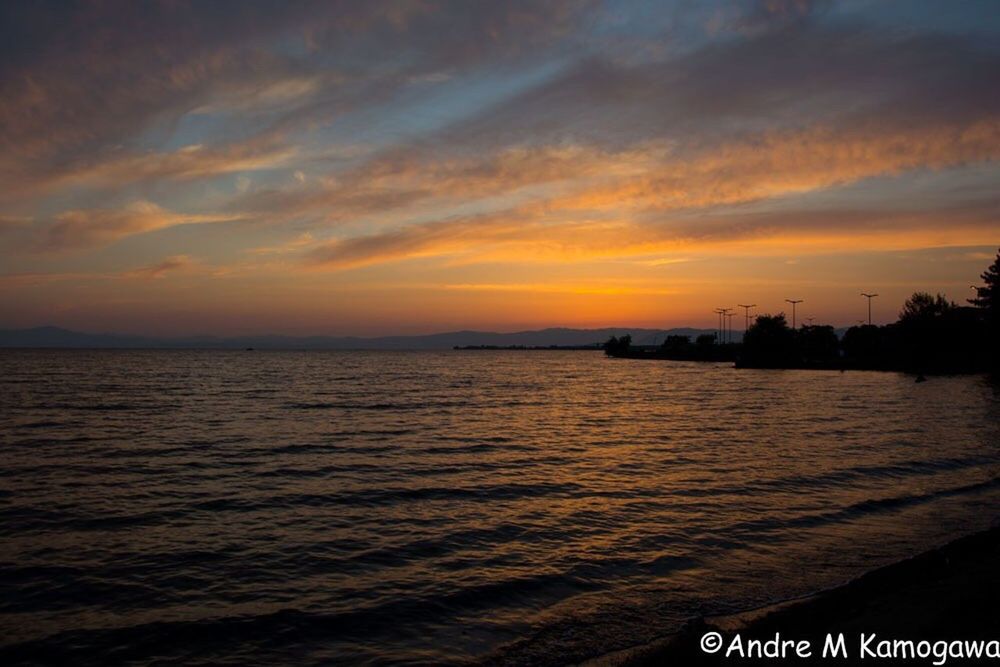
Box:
232;115;1000;237
5;138;297;203
304;200;999;270
37;201;240;252
442;282;682;295
121;255;195;279
549;119;1000;213
230;143;637;223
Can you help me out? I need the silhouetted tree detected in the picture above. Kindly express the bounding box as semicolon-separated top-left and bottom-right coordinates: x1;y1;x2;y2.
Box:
969;248;999;369
603;334;632;356
843;289;988;373
970;248;999;316
899;292;956;324
841;324;883;367
661;334;691;351
695;333;716;349
893;291;986;372
741;313;797;367
797;324;839;362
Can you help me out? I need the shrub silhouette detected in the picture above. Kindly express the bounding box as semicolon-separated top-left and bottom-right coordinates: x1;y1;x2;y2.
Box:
603;334;632;356
841;324;883;367
741;314;797;367
841;289;989;373
695;333;716;349
797;324;839;362
661;334;691;351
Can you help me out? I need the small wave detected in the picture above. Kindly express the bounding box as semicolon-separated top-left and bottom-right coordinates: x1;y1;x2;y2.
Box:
12;419;71;429
190;481;581;514
673;454;1000;498
725;476;1000;536
417;442;519;455
284;400;469;411
26;401;170;412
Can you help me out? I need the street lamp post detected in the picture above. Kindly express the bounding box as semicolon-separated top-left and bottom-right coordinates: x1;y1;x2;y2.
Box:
738;304;756;334
861;293;878;326
719;307;732;343
784;299;803;329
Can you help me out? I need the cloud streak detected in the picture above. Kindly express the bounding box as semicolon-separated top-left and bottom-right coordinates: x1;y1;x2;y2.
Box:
122;255;195;279
288;114;1000;270
3;1;999;332
305;196;1000;270
228;112;1000;231
36;201;239;252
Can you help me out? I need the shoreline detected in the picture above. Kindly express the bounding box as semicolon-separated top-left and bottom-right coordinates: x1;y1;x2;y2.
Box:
585;525;1000;666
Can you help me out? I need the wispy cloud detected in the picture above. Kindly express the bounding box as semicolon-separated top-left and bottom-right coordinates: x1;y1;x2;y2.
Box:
122;255;195;279
246;232;318;256
35;201;240;252
6;138;297;203
304;198;1000;270
225;107;1000;232
442;282;682;295
3;1;999;332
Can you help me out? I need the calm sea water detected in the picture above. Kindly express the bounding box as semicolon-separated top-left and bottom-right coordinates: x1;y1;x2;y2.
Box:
2;350;999;665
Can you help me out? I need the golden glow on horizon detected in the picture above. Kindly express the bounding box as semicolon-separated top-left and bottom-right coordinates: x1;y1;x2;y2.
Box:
1;2;998;335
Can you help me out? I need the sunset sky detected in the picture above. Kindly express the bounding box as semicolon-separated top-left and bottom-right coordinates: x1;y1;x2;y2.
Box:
1;0;998;335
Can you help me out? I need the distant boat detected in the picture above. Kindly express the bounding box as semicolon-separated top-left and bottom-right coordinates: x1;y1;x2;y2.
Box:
245;347;255;351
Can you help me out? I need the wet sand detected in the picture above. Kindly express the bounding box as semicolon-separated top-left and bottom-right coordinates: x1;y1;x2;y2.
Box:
591;526;1000;666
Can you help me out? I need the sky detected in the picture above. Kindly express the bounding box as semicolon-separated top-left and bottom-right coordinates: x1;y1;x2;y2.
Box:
1;0;998;336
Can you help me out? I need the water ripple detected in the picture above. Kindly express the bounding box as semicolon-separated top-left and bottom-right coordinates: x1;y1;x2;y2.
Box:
1;350;998;665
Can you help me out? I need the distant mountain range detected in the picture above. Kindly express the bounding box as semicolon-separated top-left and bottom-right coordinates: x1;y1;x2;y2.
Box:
0;326;736;350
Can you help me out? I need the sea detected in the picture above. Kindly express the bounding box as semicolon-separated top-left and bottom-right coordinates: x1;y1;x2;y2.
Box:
1;349;999;665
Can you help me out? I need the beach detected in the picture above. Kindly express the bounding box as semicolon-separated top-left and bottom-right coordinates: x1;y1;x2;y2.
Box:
594;525;1000;666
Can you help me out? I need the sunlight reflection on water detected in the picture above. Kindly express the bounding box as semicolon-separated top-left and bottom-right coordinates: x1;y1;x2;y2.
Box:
1;350;999;665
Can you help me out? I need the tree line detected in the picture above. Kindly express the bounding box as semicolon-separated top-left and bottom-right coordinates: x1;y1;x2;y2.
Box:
606;248;999;374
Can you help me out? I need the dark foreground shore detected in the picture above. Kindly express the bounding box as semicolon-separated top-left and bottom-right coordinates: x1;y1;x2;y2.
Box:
590;526;1000;666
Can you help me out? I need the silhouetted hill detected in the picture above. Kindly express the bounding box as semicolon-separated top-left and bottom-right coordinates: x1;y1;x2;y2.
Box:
0;326;725;350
